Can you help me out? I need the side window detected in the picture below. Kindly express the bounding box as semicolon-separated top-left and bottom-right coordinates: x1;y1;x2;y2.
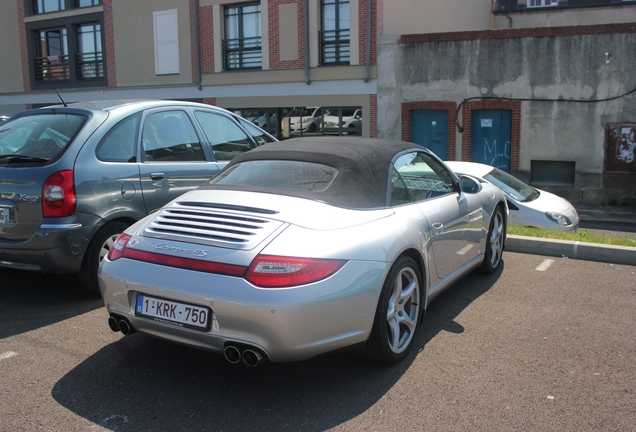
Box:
142;110;205;162
194;111;254;161
393;152;455;202
96;113;140;162
237;117;275;145
390;168;412;206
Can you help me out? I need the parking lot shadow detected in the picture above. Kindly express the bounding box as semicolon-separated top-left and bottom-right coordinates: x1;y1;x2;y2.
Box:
0;268;102;339
51;262;503;431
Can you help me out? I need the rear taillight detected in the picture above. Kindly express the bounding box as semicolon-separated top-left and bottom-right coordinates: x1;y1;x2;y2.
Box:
42;170;76;217
108;233;132;261
245;255;346;288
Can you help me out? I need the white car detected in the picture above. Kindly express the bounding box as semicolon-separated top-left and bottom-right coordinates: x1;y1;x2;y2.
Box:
281;107;322;133
446;161;579;231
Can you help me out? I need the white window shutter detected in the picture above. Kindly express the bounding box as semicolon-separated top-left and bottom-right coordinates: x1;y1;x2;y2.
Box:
154;9;179;75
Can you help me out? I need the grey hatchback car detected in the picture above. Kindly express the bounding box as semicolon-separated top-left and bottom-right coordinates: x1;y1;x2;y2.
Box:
0;100;275;292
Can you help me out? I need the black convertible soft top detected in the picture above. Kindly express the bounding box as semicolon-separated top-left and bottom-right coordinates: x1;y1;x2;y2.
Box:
200;137;426;209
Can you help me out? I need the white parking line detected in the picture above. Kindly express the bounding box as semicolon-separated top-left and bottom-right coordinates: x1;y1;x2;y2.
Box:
456;244;474;256
0;351;18;360
535;259;555;272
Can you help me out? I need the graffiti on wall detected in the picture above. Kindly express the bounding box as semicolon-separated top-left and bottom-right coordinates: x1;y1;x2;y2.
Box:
606;124;636;173
481;138;511;171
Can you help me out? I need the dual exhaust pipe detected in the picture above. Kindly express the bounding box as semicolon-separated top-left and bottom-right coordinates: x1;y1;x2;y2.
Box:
224;345;266;367
108;315;266;367
108;315;135;336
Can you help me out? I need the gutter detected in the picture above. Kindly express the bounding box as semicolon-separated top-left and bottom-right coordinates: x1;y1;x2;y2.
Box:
194;0;202;91
304;0;311;85
364;0;371;82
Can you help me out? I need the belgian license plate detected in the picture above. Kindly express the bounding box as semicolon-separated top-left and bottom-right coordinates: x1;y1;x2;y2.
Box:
135;294;211;332
0;207;9;224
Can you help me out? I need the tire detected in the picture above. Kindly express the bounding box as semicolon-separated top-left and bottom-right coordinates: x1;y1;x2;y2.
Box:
359;256;422;363
79;221;129;293
480;206;505;274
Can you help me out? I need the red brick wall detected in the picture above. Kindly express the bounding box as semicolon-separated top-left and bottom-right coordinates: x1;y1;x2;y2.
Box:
202;97;216;106
460;100;520;171
401;101;458;158
103;0;116;87
198;5;215;74
358;0;377;66
269;0;305;69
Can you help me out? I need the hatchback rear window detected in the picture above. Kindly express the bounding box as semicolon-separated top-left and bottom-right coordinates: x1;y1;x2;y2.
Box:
210;160;337;192
0;113;87;162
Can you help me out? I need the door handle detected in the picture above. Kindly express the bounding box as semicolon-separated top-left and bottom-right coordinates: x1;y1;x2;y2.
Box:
431;222;444;236
150;172;165;180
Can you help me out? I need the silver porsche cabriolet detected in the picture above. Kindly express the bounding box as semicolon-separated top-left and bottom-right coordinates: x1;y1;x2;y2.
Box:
99;137;507;365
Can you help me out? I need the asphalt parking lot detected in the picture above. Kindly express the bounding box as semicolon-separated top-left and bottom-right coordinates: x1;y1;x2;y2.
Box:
1;251;634;432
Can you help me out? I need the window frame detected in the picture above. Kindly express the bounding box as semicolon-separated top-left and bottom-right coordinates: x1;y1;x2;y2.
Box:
29;0;102;16
26;12;106;88
223;2;262;71
319;0;351;65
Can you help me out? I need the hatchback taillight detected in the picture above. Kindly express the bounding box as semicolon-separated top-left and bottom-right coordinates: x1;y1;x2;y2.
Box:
42;170;76;217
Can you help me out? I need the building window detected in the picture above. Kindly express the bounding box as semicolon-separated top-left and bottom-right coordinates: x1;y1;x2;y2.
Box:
28;10;106;87
34;0;65;14
77;0;100;6
36;28;70;81
31;0;101;15
223;3;262;70
527;0;558;7
319;0;350;65
495;0;630;12
77;23;103;79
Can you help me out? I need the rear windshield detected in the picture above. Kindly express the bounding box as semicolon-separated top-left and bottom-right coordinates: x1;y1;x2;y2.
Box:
210;160;338;192
0;113;87;163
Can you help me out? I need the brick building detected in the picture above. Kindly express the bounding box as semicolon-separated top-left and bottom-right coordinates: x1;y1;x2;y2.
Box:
1;0;635;203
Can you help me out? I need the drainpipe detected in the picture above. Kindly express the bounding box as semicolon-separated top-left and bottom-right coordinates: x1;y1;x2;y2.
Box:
304;0;311;85
194;0;202;90
364;0;371;82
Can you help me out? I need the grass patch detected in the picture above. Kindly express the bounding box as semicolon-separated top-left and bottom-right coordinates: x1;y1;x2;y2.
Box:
508;225;636;248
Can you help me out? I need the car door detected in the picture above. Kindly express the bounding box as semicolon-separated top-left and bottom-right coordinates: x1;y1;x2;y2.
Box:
138;109;223;214
393;151;482;282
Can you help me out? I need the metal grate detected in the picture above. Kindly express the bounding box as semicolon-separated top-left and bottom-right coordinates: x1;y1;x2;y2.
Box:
143;202;285;250
530;160;576;186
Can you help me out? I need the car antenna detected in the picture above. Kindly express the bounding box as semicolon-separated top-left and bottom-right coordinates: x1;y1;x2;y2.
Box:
49;81;68;107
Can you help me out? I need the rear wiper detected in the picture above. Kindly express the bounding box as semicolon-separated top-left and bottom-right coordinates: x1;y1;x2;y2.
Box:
0;154;48;162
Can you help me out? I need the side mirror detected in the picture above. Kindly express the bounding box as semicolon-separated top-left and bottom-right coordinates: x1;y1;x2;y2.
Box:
460;175;482;194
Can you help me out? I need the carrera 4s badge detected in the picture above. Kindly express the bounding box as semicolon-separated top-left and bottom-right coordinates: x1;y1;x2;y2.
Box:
156;243;209;257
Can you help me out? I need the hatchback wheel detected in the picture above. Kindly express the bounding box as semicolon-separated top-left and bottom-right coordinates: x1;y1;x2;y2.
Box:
360;256;421;363
480;206;505;274
79;221;129;293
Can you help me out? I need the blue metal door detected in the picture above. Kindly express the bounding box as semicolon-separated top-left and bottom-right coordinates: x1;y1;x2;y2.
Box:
471;110;511;172
411;110;448;160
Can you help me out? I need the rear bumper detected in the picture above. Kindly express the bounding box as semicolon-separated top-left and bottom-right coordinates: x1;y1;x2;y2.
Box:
99;257;389;362
0;213;103;273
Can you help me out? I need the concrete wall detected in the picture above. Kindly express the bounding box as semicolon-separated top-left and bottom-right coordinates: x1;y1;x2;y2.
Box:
0;1;25;98
112;0;193;86
383;0;493;36
377;29;636;204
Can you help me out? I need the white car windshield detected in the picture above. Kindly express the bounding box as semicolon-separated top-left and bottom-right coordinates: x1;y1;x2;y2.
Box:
484;168;539;202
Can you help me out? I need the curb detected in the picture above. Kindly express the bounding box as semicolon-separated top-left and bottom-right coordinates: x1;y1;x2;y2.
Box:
506;235;636;266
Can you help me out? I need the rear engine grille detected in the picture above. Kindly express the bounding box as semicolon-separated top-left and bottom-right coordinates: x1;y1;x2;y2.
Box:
143;203;284;250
